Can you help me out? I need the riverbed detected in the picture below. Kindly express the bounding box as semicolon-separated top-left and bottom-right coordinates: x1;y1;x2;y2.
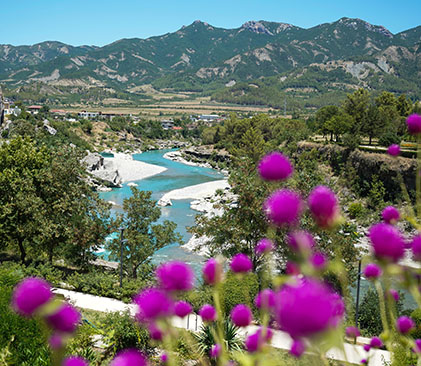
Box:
97;149;223;272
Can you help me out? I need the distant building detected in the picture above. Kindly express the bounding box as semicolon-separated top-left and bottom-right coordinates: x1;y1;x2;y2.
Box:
51;109;66;116
28;105;42;115
172;126;183;131
78;111;99;119
4;107;21;117
198;114;220;122
161;119;174;130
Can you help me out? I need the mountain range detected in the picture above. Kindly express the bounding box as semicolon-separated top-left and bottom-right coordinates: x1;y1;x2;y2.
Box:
1;17;421;108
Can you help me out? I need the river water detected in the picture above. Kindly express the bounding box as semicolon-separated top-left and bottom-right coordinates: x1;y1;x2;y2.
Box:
97;149;223;272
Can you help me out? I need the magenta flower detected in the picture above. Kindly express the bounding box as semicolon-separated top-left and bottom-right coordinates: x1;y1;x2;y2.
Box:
346;326;361;338
290;339;306;358
255;289;275;310
396;316;415;334
308;186;339;228
287;231;315;252
310;252;328;270
274;278;344;339
285;261;300;275
387;144;400;156
245;328;272;353
264;189;302;226
156;261;194;292
63;356;89;366
407;114;421;135
258;151;293;181
202;258;223;285
370;337;383;348
148;323;163;341
414;339;421;353
381;206;400;224
363;263;382;279
255;238;274;255
411;235;421;261
160;353;168;364
11;277;52;317
48;333;63;349
230;253;253;273
388;289;400;302
363;344;371;352
199;304;217;322
231;304;253;327
368;223;405;262
174;301;192;318
46;303;80;333
134;288;173;322
111;349;148;366
209;344;222;358
361;359;368;364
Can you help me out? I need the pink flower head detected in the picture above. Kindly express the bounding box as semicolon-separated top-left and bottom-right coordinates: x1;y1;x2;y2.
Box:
396;316;415;334
363;344;371;352
230;304;253;327
381;206;400;224
255;289;275;310
111;349;148;366
290;339;306;358
46;303;80;333
387;144;400;156
414;339;421;353
363;263;382;279
245;328;272;353
258;151;293;181
199;304;217;322
370;337;383;348
388;289;400;302
209;344;222;358
308;186;339;228
202;258;223;285
285;261;300;275
156;261;194;292
148;323;163;341
310;252;328;270
63;356;89;366
48;334;63;349
361;359;368;364
368;223;405;262
274;278;344;339
264;189;302;227
11;277;52;317
346;326;361;338
411;235;421;261
174;301;192;318
407;114;421;135
255;238;274;255
287;231;315;252
230;254;252;273
134;288;173;322
160;353;168;364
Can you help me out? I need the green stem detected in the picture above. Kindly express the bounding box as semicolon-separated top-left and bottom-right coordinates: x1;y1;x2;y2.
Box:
375;281;390;334
212;285;227;366
416;135;421;218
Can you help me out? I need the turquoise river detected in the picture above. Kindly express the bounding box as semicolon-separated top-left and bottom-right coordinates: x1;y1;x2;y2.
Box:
97;149;223;272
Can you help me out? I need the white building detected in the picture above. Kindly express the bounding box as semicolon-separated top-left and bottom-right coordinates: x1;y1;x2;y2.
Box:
161;119;174;130
78;111;99;119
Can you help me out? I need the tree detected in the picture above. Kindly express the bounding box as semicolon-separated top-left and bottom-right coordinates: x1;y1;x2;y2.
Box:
0;136;112;264
342;88;370;135
107;187;182;279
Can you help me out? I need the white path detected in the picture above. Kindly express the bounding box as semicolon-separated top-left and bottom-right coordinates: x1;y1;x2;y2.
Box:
54;288;390;365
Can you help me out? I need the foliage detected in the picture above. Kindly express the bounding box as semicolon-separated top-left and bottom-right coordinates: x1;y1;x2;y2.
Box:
107;187;182;278
0;137;112;264
0;266;50;366
347;202;365;219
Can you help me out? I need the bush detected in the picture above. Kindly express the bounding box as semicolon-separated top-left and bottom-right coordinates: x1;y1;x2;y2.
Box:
410;308;421;339
342;133;361;150
220;272;259;317
378;132;401;147
347;202;365;219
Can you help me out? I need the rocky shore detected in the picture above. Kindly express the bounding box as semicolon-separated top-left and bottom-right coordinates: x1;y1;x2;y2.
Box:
82;151;166;191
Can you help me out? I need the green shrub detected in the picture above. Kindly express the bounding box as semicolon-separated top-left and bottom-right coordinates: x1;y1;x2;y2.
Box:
348;202;365;219
220;272;259;316
410;308;421;339
378;132;401;147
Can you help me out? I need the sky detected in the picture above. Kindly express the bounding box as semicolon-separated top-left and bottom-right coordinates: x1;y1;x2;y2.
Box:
2;0;421;46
